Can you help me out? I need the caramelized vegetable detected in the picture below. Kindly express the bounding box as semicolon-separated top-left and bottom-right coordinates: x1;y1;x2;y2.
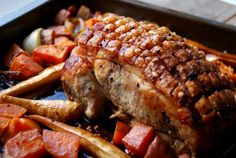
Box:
122;123;155;158
4;129;46;158
33;45;70;64
113;121;131;146
1;118;41;143
0;117;11;136
29;115;130;158
41;29;56;45
54;36;76;52
0;62;64;96
43;129;80;158
0;103;27;118
3;43;29;67
0;95;82;122
23;28;43;53
10;54;43;80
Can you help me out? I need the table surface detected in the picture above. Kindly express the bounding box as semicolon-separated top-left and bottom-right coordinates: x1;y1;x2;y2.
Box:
0;0;236;27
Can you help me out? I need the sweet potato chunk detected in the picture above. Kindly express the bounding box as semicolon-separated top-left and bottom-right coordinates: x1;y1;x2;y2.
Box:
0;117;11;136
43;129;80;158
4;129;46;158
1;118;41;143
0;103;27;118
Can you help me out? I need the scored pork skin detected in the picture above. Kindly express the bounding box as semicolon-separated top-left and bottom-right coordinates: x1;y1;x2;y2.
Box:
62;13;236;157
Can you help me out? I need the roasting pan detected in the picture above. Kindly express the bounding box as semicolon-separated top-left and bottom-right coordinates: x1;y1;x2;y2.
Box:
0;0;236;157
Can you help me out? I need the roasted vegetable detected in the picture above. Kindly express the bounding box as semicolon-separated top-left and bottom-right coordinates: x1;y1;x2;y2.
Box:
0;95;82;122
0;103;27;118
43;129;80;158
0;62;64;96
4;129;47;158
29;115;130;158
1;118;41;143
10;54;44;80
32;45;70;64
113;121;131;146
3;43;29;67
23;28;43;53
122;123;155;158
0;117;11;137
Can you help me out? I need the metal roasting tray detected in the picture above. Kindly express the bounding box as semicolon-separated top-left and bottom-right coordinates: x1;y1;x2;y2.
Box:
0;0;236;157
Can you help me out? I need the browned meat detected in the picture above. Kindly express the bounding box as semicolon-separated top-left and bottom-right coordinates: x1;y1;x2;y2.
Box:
62;13;236;157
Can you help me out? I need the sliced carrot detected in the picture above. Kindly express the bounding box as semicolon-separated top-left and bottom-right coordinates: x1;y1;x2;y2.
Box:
4;129;46;158
3;43;29;67
10;54;43;80
122;123;155;158
0;117;11;136
33;44;70;65
0;103;27;118
113;121;131;146
144;136;174;158
54;36;76;52
1;118;41;143
43;129;80;158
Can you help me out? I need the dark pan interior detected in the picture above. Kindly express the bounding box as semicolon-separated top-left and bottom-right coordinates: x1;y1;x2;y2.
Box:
0;0;235;157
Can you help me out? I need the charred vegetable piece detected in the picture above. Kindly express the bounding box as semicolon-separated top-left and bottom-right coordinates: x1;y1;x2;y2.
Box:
10;54;43;80
113;121;131;146
29;115;130;158
0;103;27;118
4;129;46;158
33;45;70;65
0;62;64;96
1;118;41;143
122;123;155;158
0;117;11;136
3;43;29;67
23;28;43;53
54;36;76;52
144;136;174;158
43;129;80;158
54;9;72;25
41;29;56;45
0;95;82;122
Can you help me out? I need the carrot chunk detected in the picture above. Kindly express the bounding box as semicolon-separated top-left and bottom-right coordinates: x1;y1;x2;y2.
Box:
122;123;155;158
4;129;46;158
0;103;27;118
144;136;174;158
113;121;131;146
54;36;76;52
43;129;80;158
10;54;43;80
0;117;11;136
1;118;41;143
33;44;70;65
3;43;29;67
